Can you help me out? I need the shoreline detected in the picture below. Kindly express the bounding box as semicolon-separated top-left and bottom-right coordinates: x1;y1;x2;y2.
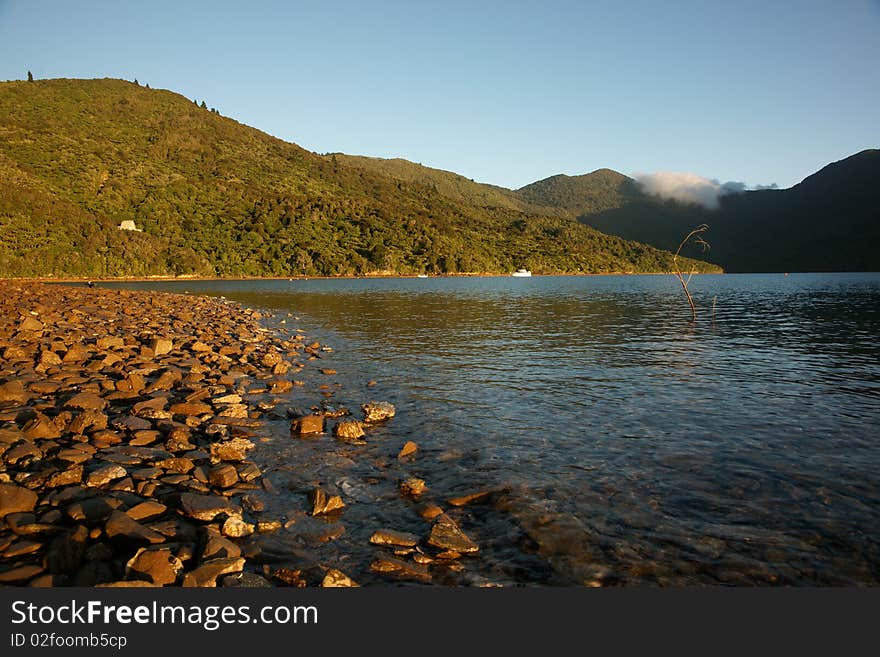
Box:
0;280;387;587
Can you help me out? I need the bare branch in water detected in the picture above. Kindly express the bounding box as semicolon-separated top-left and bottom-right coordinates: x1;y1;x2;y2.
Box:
673;224;710;321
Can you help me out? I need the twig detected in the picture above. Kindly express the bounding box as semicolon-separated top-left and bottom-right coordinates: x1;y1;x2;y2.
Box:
673;224;710;321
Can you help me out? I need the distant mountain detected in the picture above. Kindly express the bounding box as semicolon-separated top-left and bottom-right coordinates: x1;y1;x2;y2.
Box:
513;151;879;272
0;78;718;278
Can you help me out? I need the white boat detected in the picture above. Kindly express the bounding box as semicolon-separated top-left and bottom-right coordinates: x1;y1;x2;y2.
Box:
511;269;532;277
417;274;429;278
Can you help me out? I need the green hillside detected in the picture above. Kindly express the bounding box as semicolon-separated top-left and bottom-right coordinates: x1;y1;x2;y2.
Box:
515;169;638;217
0;78;719;278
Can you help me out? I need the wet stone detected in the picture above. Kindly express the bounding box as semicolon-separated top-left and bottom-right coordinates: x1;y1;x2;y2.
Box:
370;529;420;548
334;420;366;442
427;514;479;554
370;556;430;582
362;401;396;423
321;568;359;587
309;488;345;516
400;478;427;497
290;414;324;436
398;441;418;459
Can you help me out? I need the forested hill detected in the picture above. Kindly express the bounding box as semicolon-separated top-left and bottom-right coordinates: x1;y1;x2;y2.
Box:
0;78;719;278
516;152;880;272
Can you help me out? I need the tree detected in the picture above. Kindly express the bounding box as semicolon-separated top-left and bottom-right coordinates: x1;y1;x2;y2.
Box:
27;71;33;82
134;78;139;85
200;101;207;109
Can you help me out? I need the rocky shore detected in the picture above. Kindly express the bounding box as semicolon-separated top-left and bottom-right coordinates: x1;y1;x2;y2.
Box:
0;281;481;587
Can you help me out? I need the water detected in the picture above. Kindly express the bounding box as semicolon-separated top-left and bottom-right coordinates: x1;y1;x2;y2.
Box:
103;273;880;585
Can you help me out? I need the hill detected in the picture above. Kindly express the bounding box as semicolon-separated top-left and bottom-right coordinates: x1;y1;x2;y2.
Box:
0;78;719;278
520;152;880;272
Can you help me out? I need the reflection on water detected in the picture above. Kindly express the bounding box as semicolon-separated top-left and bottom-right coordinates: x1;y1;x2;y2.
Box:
104;274;880;585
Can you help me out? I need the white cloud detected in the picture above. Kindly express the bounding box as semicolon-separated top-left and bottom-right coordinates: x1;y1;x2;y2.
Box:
633;172;772;209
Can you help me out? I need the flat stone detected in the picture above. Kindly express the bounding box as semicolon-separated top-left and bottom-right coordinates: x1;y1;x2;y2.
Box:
87;464;128;487
0;380;29;403
321;568;359;587
150;338;173;356
0;564;45;584
46;466;84;488
0;483;38;517
202;536;241;560
22;412;61;439
427;514;479;554
448;490;493;507
154;457;194;474
104;510;165;545
126;547;183;586
370;529;420;547
65;496;122;523
64;391;108;411
179;493;241;521
182;557;245;587
370;556;430;582
169;402;213;416
126;501;167;521
418;503;445;520
290;414;324;435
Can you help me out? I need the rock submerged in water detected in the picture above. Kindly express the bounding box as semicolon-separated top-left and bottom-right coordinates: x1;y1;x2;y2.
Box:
370;529;420;547
427;514;479;554
399;477;427;497
398;441;418;459
362;401;395;423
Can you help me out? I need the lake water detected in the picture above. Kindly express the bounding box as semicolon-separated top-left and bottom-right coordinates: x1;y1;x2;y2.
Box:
104;273;880;585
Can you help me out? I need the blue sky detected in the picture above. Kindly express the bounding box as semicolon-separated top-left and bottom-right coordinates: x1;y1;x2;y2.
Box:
1;0;877;189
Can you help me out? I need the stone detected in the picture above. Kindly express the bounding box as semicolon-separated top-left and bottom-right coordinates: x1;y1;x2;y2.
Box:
169;402;213;416
321;568;359;587
427;514;479;554
398;441;418;458
18;316;44;332
290;414;324;435
68;410;108;434
448;490;493;507
268;379;292;394
182;557;245;587
0;564;45;584
209;437;254;462
208;464;239;488
334;420;366;441
64;391;108;411
65;497;121;523
221;572;273;588
0;379;29;403
418;503;445;520
97;336;125;350
202;536;241;560
0;483;38;517
362;401;396;422
125;501;167;522
190;341;212;353
150;338;173;356
369;557;430;582
179;493;241;521
320;368;337;375
236;462;261;482
399;478;427;497
126;547;183;586
23;412;61;439
222;516;255;538
154;457;195;474
46;466;84;488
105;510;165;545
370;529;420;547
272;568;307;587
256;520;282;533
87;464;128;487
308;488;345;516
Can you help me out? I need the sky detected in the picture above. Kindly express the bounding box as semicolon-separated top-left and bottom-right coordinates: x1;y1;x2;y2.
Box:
1;0;877;190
